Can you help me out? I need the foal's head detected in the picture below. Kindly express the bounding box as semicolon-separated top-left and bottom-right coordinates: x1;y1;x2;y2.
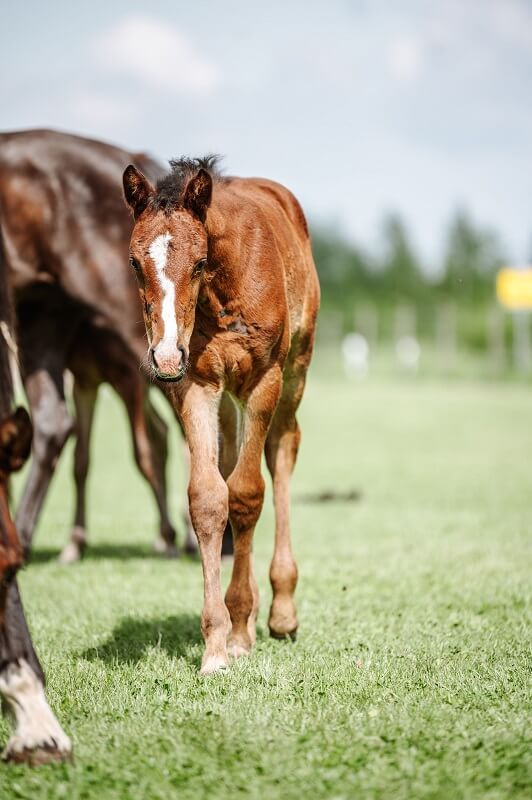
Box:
123;158;216;382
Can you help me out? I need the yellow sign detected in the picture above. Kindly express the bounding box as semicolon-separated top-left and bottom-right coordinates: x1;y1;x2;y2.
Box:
496;267;532;311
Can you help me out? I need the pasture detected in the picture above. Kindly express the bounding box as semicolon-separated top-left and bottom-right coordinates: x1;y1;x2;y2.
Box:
1;362;530;799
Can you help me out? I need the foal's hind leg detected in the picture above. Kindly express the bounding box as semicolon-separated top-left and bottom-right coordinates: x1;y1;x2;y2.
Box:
265;372;307;639
225;369;282;658
59;380;98;564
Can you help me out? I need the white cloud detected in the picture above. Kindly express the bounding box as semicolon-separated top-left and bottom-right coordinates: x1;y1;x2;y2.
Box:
388;35;423;82
488;0;532;50
70;90;137;129
91;14;220;95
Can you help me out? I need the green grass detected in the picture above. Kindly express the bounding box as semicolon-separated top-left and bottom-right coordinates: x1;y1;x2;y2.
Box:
1;362;531;799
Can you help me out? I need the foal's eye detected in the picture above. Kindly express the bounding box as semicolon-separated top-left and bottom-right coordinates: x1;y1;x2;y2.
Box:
193;258;207;276
130;256;141;272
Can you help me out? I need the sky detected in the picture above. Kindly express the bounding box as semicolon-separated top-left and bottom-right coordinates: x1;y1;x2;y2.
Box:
2;0;532;271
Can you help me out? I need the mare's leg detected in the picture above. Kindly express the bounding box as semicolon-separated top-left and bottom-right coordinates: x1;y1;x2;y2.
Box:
144;394;179;556
114;375;178;557
15;366;73;556
59;380;98;564
0;580;72;764
265;370;308;639
0;413;71;762
225;368;282;657
181;384;230;674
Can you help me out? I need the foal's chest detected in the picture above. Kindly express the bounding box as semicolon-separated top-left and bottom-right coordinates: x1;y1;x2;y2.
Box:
191;322;276;399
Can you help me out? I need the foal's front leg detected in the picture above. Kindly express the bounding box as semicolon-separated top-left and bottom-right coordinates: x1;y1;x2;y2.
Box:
180;384;231;675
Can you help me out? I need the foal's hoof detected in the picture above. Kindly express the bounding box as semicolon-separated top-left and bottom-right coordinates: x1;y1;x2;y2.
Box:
200;654;229;676
153;537;179;558
227;642;251;658
268;600;298;641
269;627;297;642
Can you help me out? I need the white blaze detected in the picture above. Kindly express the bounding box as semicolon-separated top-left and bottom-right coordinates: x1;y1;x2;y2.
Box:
149;232;177;350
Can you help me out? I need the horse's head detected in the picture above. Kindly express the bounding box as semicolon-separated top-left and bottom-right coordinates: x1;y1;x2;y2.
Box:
123;164;212;382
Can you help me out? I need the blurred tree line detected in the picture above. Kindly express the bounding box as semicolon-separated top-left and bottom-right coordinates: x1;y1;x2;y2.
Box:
311;210;507;349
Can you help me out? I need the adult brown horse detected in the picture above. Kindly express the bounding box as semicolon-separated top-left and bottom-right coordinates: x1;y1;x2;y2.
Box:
0;129;201;560
123;157;319;673
0;238;71;763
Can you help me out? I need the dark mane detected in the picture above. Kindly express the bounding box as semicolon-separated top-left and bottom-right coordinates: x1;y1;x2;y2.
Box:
150;155;223;214
0;224;14;415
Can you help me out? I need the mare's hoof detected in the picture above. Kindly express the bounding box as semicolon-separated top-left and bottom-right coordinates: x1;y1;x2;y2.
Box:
153;537;179;558
59;526;87;565
58;542;82;565
3;742;73;766
200;654;229;676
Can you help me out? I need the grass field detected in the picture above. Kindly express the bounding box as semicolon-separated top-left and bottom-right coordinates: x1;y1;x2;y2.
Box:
1;361;530;799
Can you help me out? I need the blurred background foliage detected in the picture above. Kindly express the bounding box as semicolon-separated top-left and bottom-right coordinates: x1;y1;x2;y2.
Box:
310;208;517;355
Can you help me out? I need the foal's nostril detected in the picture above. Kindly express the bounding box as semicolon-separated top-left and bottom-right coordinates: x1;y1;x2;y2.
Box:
178;346;187;365
149;347;158;370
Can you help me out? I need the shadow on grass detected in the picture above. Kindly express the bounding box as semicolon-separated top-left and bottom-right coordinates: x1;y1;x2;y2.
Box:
28;543;200;565
294;488;362;504
81;613;203;667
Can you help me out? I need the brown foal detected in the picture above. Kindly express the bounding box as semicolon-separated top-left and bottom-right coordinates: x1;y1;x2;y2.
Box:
123;157;319;674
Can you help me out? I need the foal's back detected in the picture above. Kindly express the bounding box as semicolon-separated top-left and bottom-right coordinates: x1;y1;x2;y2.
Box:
214;175;319;340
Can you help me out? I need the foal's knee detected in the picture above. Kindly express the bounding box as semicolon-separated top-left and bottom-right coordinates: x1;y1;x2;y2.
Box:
188;471;228;539
227;473;265;534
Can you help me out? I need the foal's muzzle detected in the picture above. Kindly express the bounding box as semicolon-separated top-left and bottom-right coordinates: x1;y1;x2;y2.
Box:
149;345;187;382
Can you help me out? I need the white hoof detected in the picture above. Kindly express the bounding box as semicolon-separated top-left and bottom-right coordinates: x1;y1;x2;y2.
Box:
200;654;229;676
58;542;82;565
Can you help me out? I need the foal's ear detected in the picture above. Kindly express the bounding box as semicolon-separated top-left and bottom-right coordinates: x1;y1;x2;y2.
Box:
0;407;32;474
183;168;212;223
123;165;155;220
